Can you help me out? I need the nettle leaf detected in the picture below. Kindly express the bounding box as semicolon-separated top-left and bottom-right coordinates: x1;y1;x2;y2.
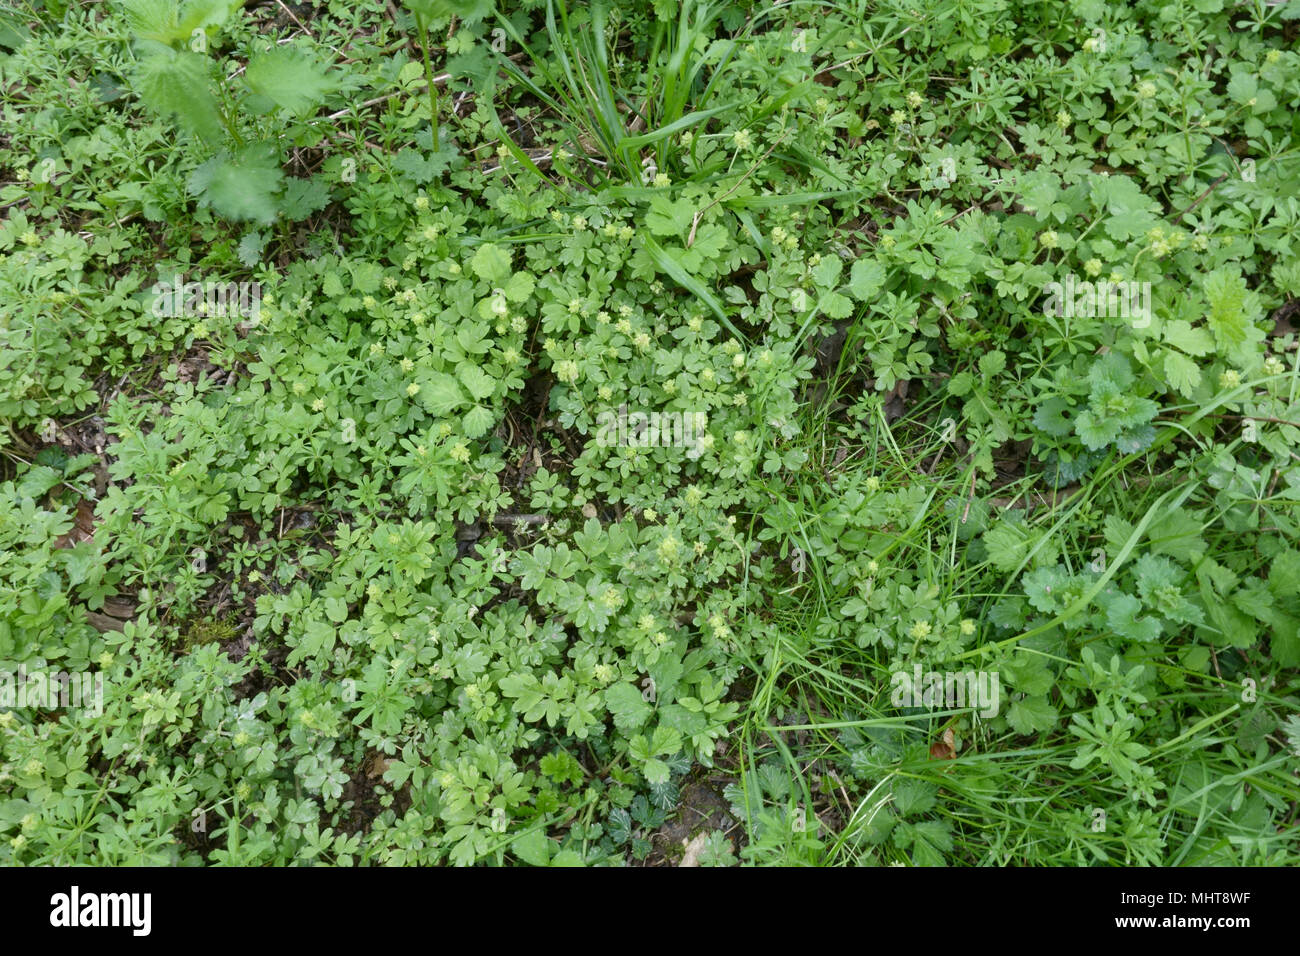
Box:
188;143;285;224
402;0;495;25
135;49;223;143
244;45;335;115
125;0;234;46
278;176;331;221
122;0;184;45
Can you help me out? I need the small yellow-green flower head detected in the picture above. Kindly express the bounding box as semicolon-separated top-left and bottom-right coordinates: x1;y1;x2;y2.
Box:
1218;369;1241;390
1084;258;1103;277
960;619;976;636
1039;230;1059;249
657;534;681;561
1137;80;1157;99
406;382;421;397
732;129;753;150
554;359;579;383
909;620;932;640
906;90;924;110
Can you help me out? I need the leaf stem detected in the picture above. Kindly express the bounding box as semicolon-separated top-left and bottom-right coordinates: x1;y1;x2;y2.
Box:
415;15;439;151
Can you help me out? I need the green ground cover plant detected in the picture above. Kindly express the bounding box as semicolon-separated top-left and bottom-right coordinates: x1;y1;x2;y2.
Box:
1;0;1298;866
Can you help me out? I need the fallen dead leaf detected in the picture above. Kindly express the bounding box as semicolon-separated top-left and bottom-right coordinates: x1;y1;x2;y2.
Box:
929;727;957;761
678;831;710;867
